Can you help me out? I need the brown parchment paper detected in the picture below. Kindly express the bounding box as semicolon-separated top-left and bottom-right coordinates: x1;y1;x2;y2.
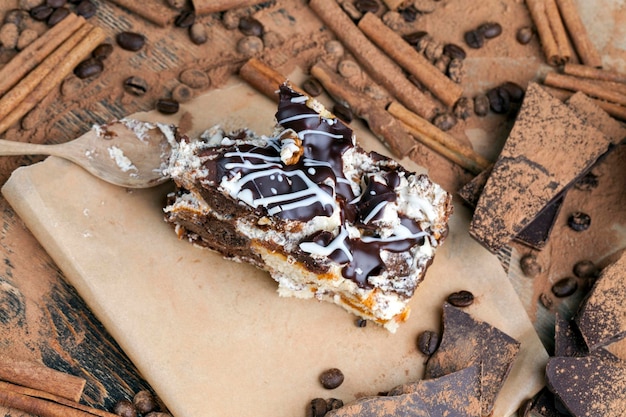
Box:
2;79;547;417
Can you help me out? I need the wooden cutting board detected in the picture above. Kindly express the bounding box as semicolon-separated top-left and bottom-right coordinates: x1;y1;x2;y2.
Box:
2;79;547;417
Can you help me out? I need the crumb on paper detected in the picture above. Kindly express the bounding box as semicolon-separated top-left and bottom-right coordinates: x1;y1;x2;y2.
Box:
107;145;138;173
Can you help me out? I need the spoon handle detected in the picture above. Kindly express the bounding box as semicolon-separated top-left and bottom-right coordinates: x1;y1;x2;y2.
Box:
0;139;62;157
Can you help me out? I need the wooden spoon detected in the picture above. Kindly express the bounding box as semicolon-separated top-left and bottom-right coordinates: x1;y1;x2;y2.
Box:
0;120;173;188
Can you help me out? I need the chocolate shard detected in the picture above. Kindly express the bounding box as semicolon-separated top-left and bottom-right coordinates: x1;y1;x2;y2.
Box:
424;303;521;416
566;92;626;145
575;250;626;351
526;387;568;417
469;83;612;253
545;353;626;417
554;312;587;358
327;367;481;417
387;366;481;415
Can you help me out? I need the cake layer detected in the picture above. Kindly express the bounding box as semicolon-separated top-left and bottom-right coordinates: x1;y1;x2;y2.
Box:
164;84;452;331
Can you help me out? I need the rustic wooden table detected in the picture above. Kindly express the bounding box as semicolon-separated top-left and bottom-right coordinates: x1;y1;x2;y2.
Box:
1;0;625;416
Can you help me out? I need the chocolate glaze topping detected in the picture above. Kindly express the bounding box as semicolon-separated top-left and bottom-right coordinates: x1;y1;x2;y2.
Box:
208;84;429;288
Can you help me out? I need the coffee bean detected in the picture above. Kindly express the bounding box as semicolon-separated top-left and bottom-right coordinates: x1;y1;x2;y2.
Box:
464;29;484;49
551;277;578;298
478;22;502;39
302;78;323;97
434;54;451;73
73;57;103;79
574;172;599;191
567;211;591;232
473;94;490;116
403;31;429;47
47;6;69;26
30;5;54;21
179;69;210;89
516;26;533;45
236;35;263;56
447;58;463;83
75;0;96;18
47;0;66;7
355;317;367;327
443;43;466;60
417;330;439;355
175;10;195;28
123;76;148;96
0;23;19;49
433;112;457;131
499;81;525;102
116;31;145;51
326;398;343;411
399;5;419;22
573;260;600;279
156;98;179;114
306;398;328;417
453;97;473;120
92;43;113;61
539;292;553;310
447;290;474;307
520;254;542;277
238;16;263;37
319;368;344;389
17;28;38;50
487;86;511;114
4;9;26;27
189;22;207;44
333;103;353;123
354;0;380;14
171;84;193;103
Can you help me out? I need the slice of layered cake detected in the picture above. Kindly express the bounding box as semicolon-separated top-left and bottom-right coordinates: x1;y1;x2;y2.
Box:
163;84;452;332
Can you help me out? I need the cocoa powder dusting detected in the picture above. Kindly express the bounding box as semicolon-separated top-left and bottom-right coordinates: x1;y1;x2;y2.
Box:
2;0;626;416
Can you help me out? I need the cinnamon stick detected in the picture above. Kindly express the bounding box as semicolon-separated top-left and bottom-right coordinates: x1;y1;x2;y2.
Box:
544;0;572;63
543;72;626;106
563;63;626;84
192;0;269;15
555;0;603;67
357;12;463;108
387;101;491;175
0;382;118;417
310;60;417;158
542;85;626;121
380;0;412;10
0;387;107;417
309;0;441;121
0;356;86;402
525;0;561;66
238;57;306;101
0;25;106;135
106;0;177;27
0;13;84;96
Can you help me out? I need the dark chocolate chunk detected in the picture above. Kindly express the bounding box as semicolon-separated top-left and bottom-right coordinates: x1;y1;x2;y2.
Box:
554;313;587;357
546;353;626;417
424;303;520;416
575;251;626;351
330;367;481;417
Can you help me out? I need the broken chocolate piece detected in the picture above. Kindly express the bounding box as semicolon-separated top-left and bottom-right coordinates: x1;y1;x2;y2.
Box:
554;313;587;358
469;84;612;252
575;250;626;351
424;303;521;416
327;366;481;417
546;353;626;417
